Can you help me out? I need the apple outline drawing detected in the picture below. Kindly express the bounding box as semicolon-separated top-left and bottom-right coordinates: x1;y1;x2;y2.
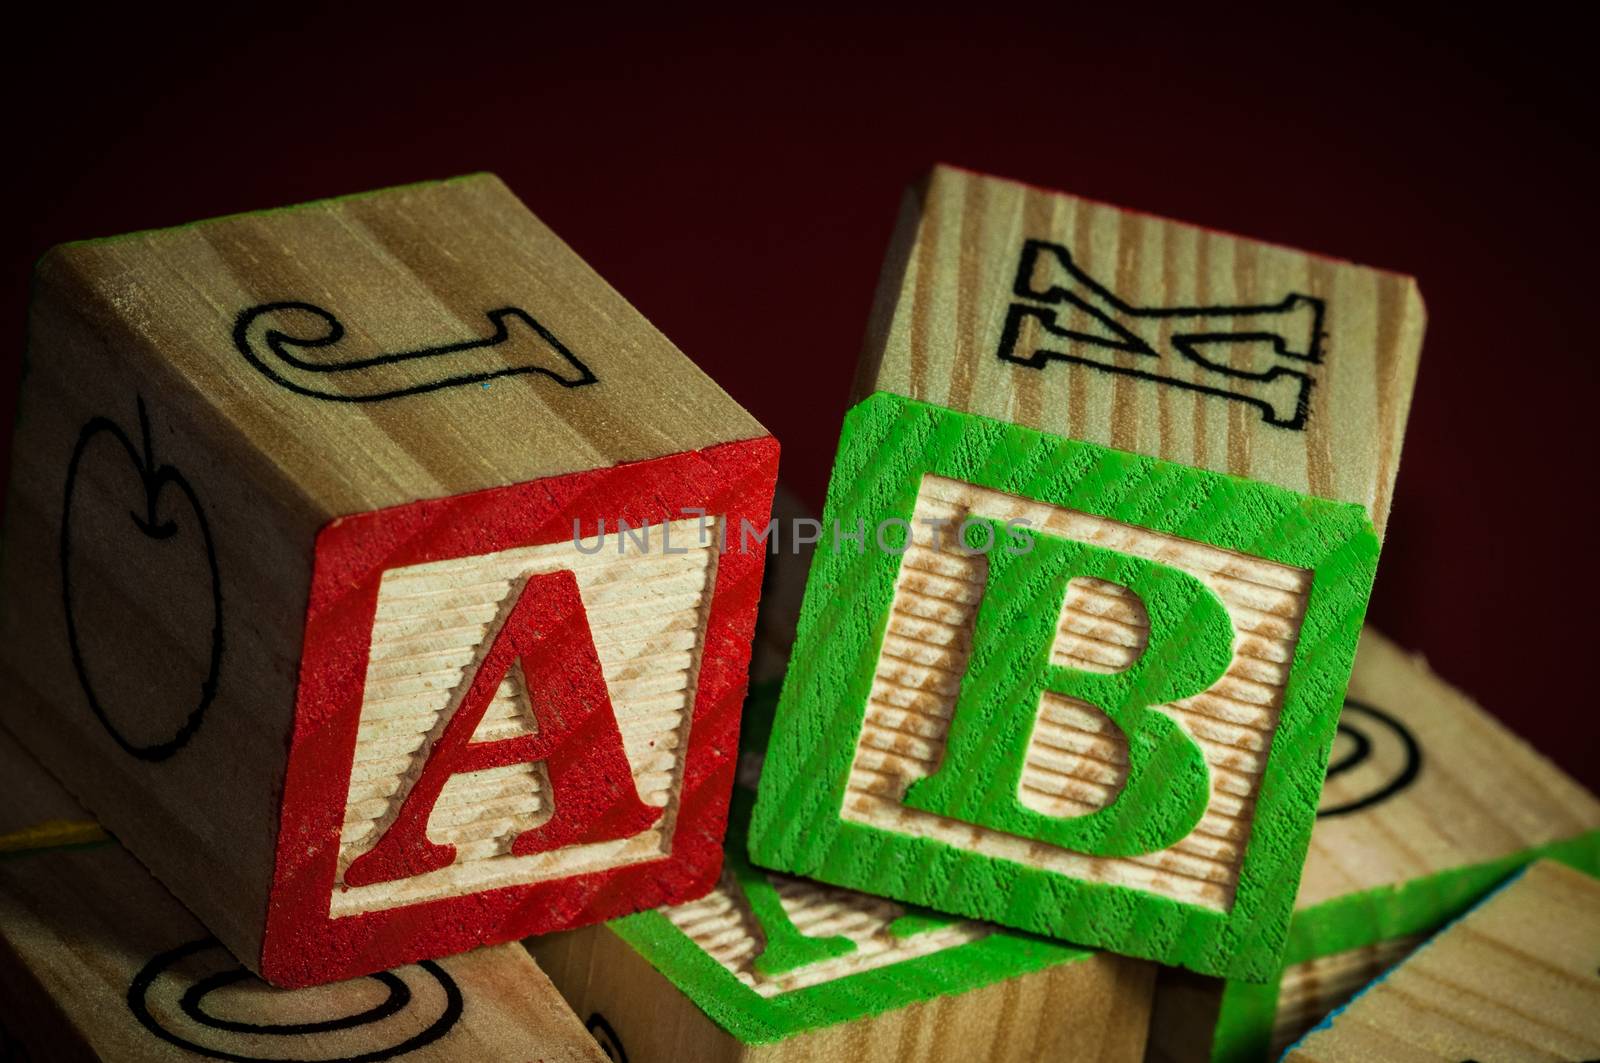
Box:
59;395;223;761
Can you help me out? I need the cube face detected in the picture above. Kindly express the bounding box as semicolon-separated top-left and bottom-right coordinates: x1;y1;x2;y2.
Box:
863;165;1425;542
264;436;777;986
749;393;1379;980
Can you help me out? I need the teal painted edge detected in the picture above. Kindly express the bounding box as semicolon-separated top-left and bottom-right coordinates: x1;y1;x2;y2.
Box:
1206;828;1600;1063
748;392;1380;981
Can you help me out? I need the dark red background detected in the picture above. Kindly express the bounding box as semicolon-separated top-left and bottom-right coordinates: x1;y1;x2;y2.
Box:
6;7;1595;787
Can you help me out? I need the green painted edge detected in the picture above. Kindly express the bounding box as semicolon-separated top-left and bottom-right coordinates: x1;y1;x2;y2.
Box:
748;392;1381;981
1208;978;1280;1063
1284;829;1600;964
609;898;1088;1045
1206;828;1600;1062
605;679;1092;1044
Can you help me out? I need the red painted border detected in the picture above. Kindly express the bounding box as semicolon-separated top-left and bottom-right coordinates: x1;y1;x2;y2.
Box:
261;436;778;987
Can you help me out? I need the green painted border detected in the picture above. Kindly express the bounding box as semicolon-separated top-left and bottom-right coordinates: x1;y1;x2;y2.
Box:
1206;829;1600;1062
609;882;1088;1045
749;393;1381;981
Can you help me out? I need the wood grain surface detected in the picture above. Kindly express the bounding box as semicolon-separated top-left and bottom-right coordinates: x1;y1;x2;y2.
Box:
531;786;1153;1063
1285;860;1600;1062
40;173;762;518
1302;629;1600;906
750;165;1415;984
1147;629;1600;1062
748;393;1376;980
0;173;774;984
1267;934;1424;1057
856;164;1424;536
333;518;718;915
0;727;605;1062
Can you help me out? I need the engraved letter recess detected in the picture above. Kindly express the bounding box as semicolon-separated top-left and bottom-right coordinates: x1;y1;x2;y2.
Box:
343;570;660;888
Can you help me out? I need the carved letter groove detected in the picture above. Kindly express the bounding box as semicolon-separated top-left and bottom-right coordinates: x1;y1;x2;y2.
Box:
344;570;659;887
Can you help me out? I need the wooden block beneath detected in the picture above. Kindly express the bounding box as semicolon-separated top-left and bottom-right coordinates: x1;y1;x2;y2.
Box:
1146;628;1600;1062
0;174;778;985
0;728;605;1062
750;165;1424;980
1284;860;1600;1062
534;923;1150;1063
531;681;1154;1063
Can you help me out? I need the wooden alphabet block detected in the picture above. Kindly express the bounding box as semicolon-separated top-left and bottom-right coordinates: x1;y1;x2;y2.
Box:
0;174;779;986
1145;628;1600;1062
1283;860;1600;1062
0;727;607;1062
749;164;1425;980
529;686;1155;1062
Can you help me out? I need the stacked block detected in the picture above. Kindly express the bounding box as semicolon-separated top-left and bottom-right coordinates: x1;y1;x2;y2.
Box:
1285;860;1600;1061
750;164;1426;979
1145;629;1600;1061
0;174;777;985
529;686;1155;1062
0;727;606;1061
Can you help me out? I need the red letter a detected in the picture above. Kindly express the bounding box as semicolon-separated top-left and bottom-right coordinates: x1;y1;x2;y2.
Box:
344;570;662;887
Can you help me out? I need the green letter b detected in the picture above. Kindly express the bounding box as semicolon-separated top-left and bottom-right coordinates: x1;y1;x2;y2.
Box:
900;519;1233;857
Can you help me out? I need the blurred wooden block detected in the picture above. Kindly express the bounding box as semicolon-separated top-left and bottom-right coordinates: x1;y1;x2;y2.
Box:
1284;860;1600;1062
0;174;778;986
0;727;605;1062
1146;629;1600;1062
529;682;1154;1063
750;164;1425;980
